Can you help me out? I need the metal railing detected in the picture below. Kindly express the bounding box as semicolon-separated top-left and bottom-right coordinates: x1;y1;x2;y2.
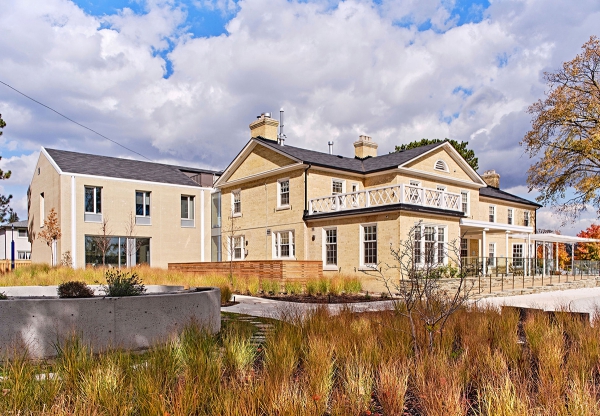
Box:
309;184;462;214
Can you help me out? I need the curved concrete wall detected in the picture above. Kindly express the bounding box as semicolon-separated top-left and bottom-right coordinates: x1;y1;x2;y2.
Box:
0;287;220;358
0;284;184;297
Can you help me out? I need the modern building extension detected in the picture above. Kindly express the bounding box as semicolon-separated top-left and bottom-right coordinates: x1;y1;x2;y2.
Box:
28;148;219;268
213;113;542;287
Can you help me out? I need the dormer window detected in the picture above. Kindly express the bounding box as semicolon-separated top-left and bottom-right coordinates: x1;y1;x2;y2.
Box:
434;160;448;172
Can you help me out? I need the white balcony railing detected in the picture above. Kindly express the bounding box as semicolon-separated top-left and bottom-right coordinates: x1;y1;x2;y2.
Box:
308;184;462;215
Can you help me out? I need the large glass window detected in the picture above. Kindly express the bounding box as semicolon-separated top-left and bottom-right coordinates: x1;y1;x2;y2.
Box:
136;191;151;217
325;229;337;266
363;225;377;266
332;179;344;194
85;187;102;214
424;226;435;264
513;244;524;267
85;236;150;267
413;224;447;265
233;236;244;260
414;227;422;264
488;243;496;266
211;192;221;228
211;235;222;262
461;191;469;214
279;179;290;207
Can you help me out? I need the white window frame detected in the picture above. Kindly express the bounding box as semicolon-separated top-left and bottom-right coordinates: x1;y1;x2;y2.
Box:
507;208;513;225
181;195;195;227
489;205;496;223
84;186;102;214
460;238;469;259
434;159;449;172
413;223;448;266
277;178;290;209
524;211;530;227
273;230;295;259
230;235;245;260
331;179;345;195
460;191;470;216
17;251;31;260
488;243;496;267
359;223;378;269
512;243;524;268
17;229;27;238
232;189;242;217
136;191;151;217
322;227;338;270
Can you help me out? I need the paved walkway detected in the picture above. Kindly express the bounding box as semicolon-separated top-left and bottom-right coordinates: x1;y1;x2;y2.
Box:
222;295;396;320
476;287;600;318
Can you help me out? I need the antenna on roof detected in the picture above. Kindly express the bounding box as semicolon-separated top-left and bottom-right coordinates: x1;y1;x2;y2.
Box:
278;108;286;146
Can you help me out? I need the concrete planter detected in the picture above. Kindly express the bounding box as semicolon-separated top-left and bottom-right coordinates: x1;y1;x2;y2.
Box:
0;286;221;358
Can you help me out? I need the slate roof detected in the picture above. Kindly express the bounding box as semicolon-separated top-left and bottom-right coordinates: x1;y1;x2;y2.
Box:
0;220;28;229
479;186;542;208
45;148;218;187
254;137;442;174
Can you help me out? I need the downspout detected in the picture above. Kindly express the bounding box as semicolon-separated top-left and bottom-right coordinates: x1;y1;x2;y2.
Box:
304;164;312;216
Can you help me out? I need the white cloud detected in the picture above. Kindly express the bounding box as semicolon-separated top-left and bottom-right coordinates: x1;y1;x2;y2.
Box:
1;0;599;222
0;152;40;186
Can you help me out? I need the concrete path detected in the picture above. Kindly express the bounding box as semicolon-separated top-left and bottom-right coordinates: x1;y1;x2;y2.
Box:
222;295;396;320
476;287;600;318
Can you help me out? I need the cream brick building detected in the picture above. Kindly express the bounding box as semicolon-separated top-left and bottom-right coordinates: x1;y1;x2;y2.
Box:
213;114;542;283
28;148;218;268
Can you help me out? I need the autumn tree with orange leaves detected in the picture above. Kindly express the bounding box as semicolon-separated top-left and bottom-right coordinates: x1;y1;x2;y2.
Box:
522;36;600;223
38;208;62;266
576;223;600;260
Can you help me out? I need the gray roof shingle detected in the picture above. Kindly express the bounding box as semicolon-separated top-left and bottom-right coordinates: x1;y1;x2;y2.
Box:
45;148;218;187
479;186;542;208
254;137;442;173
1;220;28;229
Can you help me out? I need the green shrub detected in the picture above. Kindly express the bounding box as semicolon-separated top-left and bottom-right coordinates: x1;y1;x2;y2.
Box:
100;270;146;297
0;292;7;300
57;281;94;298
317;278;329;295
284;281;302;295
245;276;260;296
220;285;232;305
306;279;318;296
430;264;460;279
342;277;362;294
261;279;280;295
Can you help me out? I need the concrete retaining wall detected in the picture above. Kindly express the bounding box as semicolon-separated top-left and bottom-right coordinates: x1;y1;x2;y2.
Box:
0;287;221;358
1;285;185;297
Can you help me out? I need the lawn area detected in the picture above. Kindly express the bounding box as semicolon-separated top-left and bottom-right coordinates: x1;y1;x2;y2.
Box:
2;305;600;415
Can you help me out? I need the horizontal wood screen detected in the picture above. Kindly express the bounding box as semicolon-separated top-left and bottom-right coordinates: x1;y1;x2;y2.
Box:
168;260;323;280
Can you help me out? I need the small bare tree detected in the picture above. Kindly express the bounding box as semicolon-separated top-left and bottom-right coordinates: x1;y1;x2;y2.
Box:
222;209;242;282
38;207;62;266
93;216;112;266
362;221;474;355
124;211;143;267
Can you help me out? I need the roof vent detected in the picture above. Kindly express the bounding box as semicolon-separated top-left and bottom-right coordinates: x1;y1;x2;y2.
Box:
328;141;334;155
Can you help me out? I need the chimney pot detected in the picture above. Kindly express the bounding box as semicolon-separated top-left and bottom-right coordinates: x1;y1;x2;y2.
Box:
249;112;279;141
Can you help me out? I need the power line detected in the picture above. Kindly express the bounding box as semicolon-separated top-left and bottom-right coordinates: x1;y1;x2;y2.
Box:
0;79;152;162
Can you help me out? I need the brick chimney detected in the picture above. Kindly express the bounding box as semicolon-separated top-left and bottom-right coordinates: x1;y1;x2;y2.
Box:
482;170;500;188
354;135;378;159
250;112;279;141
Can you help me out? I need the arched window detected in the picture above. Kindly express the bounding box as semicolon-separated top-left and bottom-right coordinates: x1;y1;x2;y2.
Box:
434;160;448;172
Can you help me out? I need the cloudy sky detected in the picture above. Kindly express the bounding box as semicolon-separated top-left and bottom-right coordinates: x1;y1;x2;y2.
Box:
0;0;598;234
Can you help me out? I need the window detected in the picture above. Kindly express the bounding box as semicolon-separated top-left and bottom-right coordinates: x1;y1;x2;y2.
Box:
489;205;495;223
233;236;244;260
18;229;27;238
136;191;151;217
488;243;496;267
278;179;290;208
274;231;295;259
512;244;524;267
413;224;447;265
181;195;195;227
461;191;469;215
84;235;150;267
332;179;344;194
211;236;222;262
507;208;513;225
211;192;221;228
351;183;359;193
85;187;102;214
460;238;468;259
434;160;448;171
324;228;337;267
524;211;530;227
18;251;31;260
363;225;377;266
40;192;45;227
232;190;241;215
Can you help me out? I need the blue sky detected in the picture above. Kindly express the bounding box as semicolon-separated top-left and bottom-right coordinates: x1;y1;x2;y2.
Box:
1;0;599;233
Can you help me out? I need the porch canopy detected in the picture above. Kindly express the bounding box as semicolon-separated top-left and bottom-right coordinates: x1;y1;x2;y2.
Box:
511;233;600;244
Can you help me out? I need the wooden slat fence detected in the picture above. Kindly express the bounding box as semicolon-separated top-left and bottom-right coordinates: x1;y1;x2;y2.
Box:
0;260;32;274
169;260;323;281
